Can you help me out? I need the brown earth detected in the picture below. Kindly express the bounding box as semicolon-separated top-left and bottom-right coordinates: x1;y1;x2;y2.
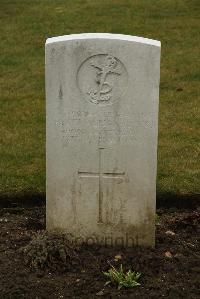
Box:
0;199;199;299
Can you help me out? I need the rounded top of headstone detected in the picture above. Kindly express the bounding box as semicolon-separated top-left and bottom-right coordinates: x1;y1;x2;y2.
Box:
46;33;161;47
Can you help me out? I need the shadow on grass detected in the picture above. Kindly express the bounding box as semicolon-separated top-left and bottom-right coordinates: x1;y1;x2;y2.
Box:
0;192;199;209
157;192;199;209
0;192;45;208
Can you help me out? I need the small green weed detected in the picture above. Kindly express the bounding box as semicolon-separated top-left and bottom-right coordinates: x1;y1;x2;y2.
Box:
155;213;161;224
103;264;141;290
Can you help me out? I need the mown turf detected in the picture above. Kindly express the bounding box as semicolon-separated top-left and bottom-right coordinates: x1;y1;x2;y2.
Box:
0;0;199;197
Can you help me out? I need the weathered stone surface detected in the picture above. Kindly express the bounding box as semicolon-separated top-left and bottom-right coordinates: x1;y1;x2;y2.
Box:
46;33;161;247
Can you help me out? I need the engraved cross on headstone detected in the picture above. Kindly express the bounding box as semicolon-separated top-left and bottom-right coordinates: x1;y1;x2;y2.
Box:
78;148;125;223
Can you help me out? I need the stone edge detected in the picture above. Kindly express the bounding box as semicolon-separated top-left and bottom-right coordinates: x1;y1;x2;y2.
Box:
45;33;161;47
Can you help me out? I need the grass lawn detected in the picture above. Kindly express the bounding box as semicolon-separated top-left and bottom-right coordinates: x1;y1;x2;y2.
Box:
0;0;199;198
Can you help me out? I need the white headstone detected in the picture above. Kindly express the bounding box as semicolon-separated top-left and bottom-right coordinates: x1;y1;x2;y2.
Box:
46;33;161;247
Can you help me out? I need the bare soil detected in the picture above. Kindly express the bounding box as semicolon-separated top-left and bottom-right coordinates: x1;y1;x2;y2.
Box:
0;199;199;299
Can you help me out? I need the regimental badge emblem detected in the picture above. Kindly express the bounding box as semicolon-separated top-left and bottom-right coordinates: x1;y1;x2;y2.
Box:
77;54;128;106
